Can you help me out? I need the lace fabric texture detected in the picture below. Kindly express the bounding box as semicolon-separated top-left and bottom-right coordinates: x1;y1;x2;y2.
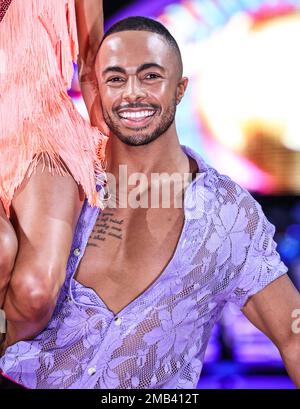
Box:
0;0;107;217
0;146;288;389
0;0;13;23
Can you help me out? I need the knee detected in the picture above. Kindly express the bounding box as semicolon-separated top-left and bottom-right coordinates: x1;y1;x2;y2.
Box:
9;263;65;322
0;227;18;286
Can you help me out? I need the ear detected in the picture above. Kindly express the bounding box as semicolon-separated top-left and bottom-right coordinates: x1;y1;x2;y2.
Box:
176;77;189;105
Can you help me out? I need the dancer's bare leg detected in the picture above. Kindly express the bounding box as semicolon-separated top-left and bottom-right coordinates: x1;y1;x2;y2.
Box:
0;202;18;308
2;161;84;351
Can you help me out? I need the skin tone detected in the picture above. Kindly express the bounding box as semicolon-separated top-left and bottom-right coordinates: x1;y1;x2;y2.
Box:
1;12;299;388
241;275;300;387
92;30;300;387
95;31;190;181
0;162;82;355
75;0;108;133
74;30;198;317
0;0;104;355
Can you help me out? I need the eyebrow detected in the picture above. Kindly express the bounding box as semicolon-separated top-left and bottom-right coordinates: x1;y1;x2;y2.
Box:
102;63;165;76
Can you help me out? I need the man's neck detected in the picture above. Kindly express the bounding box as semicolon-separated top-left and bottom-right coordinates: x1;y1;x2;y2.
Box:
104;128;191;179
102;127;199;209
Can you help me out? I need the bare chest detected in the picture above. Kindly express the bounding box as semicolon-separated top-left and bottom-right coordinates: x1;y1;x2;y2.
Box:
75;207;185;315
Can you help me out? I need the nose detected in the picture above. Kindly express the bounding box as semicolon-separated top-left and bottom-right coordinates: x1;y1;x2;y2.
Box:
122;76;147;103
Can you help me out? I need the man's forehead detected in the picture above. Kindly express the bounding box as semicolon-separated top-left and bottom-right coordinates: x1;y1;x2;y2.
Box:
98;31;173;67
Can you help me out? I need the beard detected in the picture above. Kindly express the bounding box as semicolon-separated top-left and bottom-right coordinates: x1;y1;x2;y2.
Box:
102;98;177;146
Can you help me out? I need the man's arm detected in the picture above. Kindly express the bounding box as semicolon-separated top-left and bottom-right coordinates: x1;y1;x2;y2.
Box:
74;0;107;132
241;273;300;387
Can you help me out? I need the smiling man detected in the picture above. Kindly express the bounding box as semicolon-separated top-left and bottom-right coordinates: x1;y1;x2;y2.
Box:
98;25;184;148
0;16;300;390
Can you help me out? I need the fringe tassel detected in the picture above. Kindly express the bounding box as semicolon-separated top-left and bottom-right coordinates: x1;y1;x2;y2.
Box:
0;0;107;218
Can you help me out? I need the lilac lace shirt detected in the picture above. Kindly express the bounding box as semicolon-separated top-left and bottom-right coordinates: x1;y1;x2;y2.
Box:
0;145;288;389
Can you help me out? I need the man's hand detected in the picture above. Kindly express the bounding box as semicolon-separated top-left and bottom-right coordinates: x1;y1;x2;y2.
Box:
242;274;300;388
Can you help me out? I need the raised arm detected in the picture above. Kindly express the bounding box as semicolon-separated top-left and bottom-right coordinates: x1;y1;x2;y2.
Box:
74;0;107;132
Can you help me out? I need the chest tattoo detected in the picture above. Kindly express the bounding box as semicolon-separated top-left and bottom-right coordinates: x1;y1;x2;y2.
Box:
87;211;124;247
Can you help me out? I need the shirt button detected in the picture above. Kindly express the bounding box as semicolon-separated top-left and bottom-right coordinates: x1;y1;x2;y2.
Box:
87;367;97;376
114;316;122;326
73;248;81;257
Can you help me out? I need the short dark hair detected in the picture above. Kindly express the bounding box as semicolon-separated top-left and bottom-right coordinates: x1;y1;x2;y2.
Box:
100;16;183;74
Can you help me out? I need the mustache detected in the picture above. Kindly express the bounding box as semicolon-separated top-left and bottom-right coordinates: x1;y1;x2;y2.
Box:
114;103;160;112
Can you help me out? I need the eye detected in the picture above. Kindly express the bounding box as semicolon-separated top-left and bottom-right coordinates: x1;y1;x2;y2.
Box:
106;76;125;84
144;73;161;80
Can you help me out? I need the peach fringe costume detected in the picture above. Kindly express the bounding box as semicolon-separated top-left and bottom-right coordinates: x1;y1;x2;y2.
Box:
0;1;13;23
0;0;107;218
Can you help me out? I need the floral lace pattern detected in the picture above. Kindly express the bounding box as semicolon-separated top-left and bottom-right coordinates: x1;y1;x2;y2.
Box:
0;145;288;389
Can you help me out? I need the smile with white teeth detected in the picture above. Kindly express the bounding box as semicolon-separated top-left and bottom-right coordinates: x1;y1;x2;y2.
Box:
118;110;155;119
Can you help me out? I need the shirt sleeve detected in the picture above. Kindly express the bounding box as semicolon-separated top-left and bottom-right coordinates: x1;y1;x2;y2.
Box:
227;201;288;309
